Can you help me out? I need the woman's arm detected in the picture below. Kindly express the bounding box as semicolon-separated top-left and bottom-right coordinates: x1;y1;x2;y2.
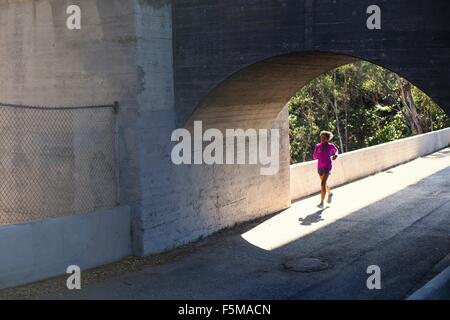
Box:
313;145;320;160
332;144;339;160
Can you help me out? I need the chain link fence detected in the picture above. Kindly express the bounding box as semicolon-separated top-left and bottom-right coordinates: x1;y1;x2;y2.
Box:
0;101;119;226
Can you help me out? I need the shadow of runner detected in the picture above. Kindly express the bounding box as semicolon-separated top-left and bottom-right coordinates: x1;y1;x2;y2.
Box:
299;208;328;226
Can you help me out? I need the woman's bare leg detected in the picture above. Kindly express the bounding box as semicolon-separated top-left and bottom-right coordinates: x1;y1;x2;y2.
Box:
327;185;333;203
320;174;329;205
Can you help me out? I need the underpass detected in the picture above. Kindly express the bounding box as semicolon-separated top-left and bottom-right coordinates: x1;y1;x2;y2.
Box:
2;1;450;289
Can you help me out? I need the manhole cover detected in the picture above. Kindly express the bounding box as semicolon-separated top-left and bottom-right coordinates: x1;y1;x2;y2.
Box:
283;257;330;273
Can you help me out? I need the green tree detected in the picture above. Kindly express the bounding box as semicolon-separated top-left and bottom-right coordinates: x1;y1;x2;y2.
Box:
289;61;450;164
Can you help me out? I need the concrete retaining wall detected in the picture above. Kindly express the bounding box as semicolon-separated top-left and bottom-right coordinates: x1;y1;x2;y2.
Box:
0;0;138;226
290;128;450;201
0;206;131;289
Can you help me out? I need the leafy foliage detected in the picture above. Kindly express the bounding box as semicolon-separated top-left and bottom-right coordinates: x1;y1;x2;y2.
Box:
289;61;450;164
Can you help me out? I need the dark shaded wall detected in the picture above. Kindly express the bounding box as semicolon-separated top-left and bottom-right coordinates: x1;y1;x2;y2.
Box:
173;0;450;123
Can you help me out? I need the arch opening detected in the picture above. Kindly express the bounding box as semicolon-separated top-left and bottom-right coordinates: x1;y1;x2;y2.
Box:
288;59;450;165
177;51;450;245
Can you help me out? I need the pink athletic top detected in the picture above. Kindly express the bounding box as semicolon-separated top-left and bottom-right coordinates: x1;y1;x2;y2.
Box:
313;143;338;169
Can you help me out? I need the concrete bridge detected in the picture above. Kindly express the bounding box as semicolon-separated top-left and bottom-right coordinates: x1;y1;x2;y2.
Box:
0;0;449;289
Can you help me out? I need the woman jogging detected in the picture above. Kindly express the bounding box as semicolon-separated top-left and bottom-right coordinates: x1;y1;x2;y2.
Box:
313;131;339;208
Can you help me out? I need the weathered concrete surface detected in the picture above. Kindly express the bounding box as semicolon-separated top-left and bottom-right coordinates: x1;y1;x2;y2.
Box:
291;127;450;201
132;0;177;254
0;206;131;290
173;0;450;125
37;148;450;299
133;0;291;255
0;0;137;217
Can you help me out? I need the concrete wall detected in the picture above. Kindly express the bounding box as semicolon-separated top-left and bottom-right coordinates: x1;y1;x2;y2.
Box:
290;128;450;201
0;0;291;258
0;206;131;289
132;0;291;255
0;0;139;220
132;0;178;255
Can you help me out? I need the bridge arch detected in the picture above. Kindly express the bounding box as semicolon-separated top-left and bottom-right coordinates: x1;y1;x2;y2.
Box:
149;0;450;254
184;50;443;132
168;49;448;253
